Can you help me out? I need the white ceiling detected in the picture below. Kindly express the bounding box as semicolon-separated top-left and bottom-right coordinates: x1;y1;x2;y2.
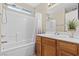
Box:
27;3;40;7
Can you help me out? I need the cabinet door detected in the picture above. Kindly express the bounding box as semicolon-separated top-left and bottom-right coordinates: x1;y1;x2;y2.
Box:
42;44;56;56
42;37;56;56
35;36;42;56
77;45;79;55
57;41;77;56
42;37;56;47
35;43;41;56
36;36;41;44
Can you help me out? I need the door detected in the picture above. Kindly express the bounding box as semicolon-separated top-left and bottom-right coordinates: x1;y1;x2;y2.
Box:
35;43;41;56
35;36;42;56
41;37;56;56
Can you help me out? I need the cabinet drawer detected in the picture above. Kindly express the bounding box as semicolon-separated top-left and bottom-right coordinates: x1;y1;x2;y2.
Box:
57;41;77;55
42;37;56;47
35;43;41;56
36;36;41;44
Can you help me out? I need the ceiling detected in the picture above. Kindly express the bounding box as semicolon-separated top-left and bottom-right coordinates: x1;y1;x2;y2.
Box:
27;3;40;7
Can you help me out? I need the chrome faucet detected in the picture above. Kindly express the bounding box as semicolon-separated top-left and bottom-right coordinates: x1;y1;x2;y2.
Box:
55;32;60;35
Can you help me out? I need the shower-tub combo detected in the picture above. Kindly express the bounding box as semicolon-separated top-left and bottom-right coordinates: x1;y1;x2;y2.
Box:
0;4;36;56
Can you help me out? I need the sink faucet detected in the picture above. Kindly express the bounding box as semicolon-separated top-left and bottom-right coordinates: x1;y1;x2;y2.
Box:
55;32;60;35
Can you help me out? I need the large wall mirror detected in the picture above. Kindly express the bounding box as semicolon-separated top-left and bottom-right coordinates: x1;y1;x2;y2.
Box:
65;3;79;32
48;3;79;32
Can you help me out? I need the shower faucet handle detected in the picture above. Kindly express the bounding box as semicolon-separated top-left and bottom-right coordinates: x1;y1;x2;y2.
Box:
0;13;2;15
1;41;7;44
1;35;6;38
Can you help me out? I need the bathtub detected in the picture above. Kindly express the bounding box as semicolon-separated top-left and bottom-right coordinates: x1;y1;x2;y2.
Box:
0;40;35;56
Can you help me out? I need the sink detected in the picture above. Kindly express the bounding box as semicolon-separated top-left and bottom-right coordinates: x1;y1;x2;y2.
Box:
41;32;79;39
56;34;69;38
73;35;79;39
42;32;69;38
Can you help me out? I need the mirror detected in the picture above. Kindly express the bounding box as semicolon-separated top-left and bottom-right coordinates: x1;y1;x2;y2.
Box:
65;3;78;32
48;3;78;32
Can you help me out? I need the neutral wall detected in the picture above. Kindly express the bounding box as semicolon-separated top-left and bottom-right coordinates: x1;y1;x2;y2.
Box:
16;3;34;11
35;3;48;33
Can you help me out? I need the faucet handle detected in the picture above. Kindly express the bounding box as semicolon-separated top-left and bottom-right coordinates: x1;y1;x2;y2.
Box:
1;35;6;38
0;13;2;15
1;41;7;44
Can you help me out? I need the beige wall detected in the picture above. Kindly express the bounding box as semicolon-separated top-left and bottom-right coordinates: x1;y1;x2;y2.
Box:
16;3;34;11
49;7;65;32
16;3;35;16
35;3;48;32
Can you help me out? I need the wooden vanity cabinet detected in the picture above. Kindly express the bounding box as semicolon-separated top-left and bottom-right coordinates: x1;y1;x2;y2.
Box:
57;40;77;56
35;35;79;56
41;37;56;56
35;36;42;56
77;45;79;55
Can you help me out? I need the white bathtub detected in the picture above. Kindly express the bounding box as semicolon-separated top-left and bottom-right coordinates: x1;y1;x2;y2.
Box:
0;40;35;56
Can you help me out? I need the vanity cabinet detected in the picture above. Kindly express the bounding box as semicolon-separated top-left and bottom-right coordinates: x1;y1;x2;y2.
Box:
57;41;77;56
77;45;79;55
35;36;42;56
35;35;79;56
41;37;56;56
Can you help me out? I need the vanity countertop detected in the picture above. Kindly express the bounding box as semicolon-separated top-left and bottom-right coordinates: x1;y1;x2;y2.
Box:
37;34;79;44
